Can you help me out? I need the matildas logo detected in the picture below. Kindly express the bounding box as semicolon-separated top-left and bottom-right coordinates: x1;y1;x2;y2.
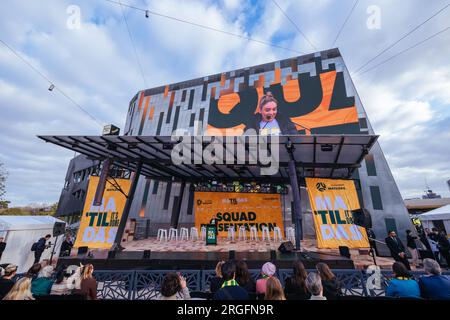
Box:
316;182;327;192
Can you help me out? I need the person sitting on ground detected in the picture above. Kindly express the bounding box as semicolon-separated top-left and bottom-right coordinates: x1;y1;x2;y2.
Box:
31;265;54;296
75;264;98;300
209;261;225;294
26;263;42;280
256;262;276;295
316;262;342;300
305;272;327;300
264;277;286;300
3;277;35;300
213;260;249;300
50;264;82;295
284;260;310;300
386;262;420;299
235;260;256;293
0;264;18;300
418;258;450;300
158;272;191;300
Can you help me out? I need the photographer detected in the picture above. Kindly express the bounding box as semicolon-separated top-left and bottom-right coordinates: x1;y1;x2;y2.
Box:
32;234;51;264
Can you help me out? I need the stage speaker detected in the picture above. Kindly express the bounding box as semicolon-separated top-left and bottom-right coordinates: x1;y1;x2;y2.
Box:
107;250;116;259
229;250;236;260
143;250;151;259
53;222;66;237
339;246;351;259
351;208;372;229
278;241;294;253
77;246;88;256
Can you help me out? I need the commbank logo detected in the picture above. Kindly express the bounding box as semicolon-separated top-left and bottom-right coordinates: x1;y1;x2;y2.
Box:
316;182;327;192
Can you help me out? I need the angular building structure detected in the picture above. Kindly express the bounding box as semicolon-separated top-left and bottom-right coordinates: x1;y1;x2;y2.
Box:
56;48;413;255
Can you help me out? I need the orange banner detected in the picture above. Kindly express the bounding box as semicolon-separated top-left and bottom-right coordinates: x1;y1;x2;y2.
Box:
305;178;369;249
74;176;131;249
194;192;284;238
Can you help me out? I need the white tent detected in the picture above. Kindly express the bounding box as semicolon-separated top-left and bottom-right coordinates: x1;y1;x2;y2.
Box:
419;204;450;236
0;216;66;273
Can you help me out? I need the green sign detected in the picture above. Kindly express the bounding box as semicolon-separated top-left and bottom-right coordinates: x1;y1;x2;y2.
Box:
206;224;217;245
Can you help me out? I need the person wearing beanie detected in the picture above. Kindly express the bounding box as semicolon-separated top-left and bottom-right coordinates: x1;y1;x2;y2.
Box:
256;262;277;294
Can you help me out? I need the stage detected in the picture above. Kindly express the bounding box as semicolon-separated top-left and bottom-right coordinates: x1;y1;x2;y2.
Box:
58;238;396;270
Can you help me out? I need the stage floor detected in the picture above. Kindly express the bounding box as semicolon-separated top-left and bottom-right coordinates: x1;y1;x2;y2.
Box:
121;237;397;269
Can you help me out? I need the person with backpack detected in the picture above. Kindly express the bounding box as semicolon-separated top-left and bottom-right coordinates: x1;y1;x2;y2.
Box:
31;234;51;264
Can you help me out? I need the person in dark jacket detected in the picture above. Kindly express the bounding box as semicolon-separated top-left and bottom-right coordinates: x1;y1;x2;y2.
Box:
213;260;249;300
209;261;225;294
0;236;6;260
235;260;256;293
437;231;450;267
419;258;450;299
33;234;51;264
406;230;419;268
366;228;379;256
316;262;342;300
284;260;311;300
385;231;411;270
0;264;17;299
59;235;73;257
243;91;298;136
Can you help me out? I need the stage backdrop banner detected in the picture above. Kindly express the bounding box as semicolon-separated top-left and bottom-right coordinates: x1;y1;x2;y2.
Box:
194;192;284;238
305;178;369;249
74;176;131;249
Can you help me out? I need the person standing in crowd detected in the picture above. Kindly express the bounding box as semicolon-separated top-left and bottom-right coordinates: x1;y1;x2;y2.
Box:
406;230;420;268
0;264;17;300
366;228;379;256
256;262;276;295
437;230;450;268
59;235;73;257
385;231;411;270
316;262;342;299
209;261;225;294
158;272;191;300
32;234;51;264
428;228;441;262
385;262;420;298
76;264;98;300
418;258;450;299
235;260;256;293
264;277;286;300
418;226;433;257
31;265;54;296
2;277;35;300
284;260;310;300
305;273;327;300
0;236;6;260
213;260;249;300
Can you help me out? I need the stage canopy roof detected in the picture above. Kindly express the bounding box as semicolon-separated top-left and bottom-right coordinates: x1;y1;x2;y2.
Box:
38;134;378;183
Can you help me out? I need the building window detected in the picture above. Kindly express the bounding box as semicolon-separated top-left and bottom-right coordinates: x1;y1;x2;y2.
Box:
385;218;397;235
365;154;377;176
370;186;383;210
358;118;368;129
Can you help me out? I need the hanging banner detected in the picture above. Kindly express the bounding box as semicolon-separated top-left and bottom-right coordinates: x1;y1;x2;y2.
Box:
194;192;283;238
74;176;131;249
305;178;369;249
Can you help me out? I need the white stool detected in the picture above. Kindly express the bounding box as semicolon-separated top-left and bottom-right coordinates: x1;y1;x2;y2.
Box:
180;227;189;241
286;227;295;243
238;226;247;241
190;227;199;241
168;228;178;241
157;229;168;242
227;227;235;241
273;226;282;242
250;226;258;241
261;226;271;242
201;226;206;240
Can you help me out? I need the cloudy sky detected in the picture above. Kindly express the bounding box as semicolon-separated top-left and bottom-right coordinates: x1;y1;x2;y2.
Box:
1;0;449;206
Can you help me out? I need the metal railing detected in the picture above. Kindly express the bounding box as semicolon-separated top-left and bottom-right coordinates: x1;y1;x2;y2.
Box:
14;269;450;300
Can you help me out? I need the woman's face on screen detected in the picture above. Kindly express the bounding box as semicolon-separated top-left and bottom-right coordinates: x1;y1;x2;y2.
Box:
261;101;277;122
